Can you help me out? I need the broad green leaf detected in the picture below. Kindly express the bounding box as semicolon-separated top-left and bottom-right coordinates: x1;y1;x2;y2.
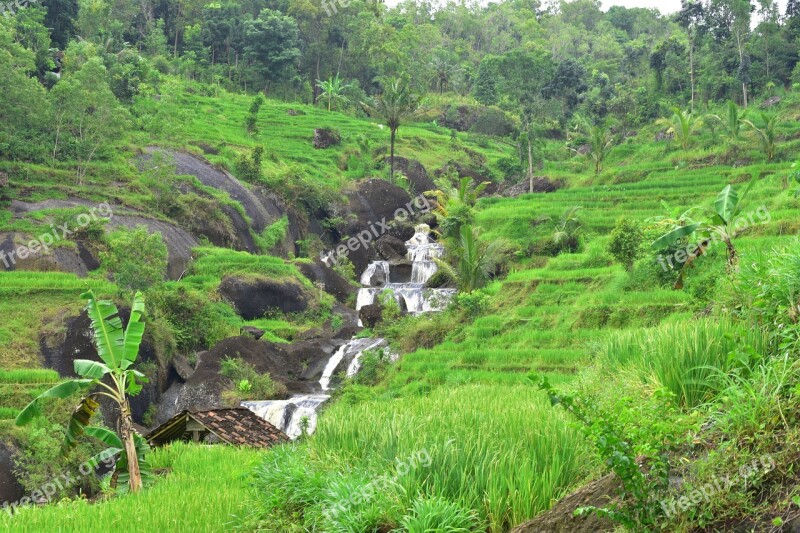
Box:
84;426;123;449
651;223;702;250
62;396;100;455
735;174;758;215
15;379;94;426
122;292;146;368
82;290;126;368
714;185;738;224
74;359;111;380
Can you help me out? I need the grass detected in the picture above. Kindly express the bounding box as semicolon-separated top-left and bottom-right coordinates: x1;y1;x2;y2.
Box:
1;442;263;532
253;384;589;531
0;369;60;384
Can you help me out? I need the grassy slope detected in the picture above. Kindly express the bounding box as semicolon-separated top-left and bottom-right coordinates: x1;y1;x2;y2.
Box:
4;85;800;530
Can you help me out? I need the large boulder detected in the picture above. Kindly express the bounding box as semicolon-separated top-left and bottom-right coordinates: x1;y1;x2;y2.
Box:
359;303;383;328
39;310;168;426
435;162;498;196
313;128;341;149
219;276;309;320
339;179;415;275
502;177;565;197
383;157;436;194
297;261;356;304
0;442;24;507
374;235;408;263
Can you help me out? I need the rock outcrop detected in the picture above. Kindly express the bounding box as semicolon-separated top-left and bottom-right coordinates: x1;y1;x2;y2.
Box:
219;276;309;320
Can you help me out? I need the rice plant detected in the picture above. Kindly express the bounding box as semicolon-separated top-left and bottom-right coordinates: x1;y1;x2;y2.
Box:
596;319;770;408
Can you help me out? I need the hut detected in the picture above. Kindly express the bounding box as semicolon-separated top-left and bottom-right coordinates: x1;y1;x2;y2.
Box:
147;408;289;448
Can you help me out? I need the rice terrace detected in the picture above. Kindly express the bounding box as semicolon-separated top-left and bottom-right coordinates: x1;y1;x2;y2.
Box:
2;0;800;531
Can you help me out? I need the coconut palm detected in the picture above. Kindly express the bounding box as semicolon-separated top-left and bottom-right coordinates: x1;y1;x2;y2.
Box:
362;76;422;182
657;107;704;152
435;224;506;293
429;57;460;94
551;205;583;251
316;76;352;111
16;291;149;493
743;111;778;162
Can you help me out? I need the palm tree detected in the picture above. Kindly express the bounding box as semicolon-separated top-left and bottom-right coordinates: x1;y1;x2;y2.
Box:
569;115;614;175
426;174;489;241
708;100;746;141
362;76;422;182
16;291;149;493
316;76;352;111
657;107;704;152
435;224;506;293
743;111;778;162
551;206;583;251
429;57;460;94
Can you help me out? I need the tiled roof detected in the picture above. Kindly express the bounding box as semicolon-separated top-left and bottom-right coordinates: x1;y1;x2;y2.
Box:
147;408;289;448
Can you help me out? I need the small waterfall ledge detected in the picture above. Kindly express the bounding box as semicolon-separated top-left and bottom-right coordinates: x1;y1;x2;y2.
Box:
356;225;456;317
242;225;451;440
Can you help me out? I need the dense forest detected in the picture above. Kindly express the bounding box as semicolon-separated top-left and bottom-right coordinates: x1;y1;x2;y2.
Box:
2;0;800;531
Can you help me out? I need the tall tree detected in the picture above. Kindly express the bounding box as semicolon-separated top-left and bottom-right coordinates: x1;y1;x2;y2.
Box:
244;9;301;95
676;0;705;112
362;75;422;182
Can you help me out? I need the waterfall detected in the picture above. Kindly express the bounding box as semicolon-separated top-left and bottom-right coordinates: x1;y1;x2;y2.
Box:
319;337;388;391
243;225;452;440
242;395;330;440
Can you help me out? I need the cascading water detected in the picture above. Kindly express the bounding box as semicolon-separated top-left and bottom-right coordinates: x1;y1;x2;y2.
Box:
243;225;451;440
242;395;329;440
356;225;456;315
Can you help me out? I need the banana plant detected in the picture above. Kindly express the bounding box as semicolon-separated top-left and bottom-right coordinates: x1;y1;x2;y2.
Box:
656;107;704;152
315;76;352;112
652;176;757;287
16;290;149;493
708;100;747;141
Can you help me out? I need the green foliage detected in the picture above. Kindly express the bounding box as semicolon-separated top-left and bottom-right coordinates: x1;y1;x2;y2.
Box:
254;216;288;254
656;107;703;152
570;115;614;175
400;496;482;532
16;291;150;493
101;226;168;292
743;111;778;162
609;217;645;271
437;224;506;293
219;357;287;403
536;376;670;530
316;76;352;111
596;319;770;408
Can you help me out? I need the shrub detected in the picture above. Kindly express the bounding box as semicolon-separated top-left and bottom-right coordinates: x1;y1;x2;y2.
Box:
608;217;644;271
101;226;168;292
219;357;287;404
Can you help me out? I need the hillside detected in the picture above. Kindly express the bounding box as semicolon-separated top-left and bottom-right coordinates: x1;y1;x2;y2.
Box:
3;0;800;531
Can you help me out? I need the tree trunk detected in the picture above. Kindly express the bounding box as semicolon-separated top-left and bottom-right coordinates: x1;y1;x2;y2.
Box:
527;133;534;194
689;39;695;113
389;128;396;182
119;400;142;493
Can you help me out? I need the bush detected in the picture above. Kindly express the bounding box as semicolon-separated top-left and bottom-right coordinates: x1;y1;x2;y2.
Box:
101;226;168;292
608;217;644;271
219;357;287;404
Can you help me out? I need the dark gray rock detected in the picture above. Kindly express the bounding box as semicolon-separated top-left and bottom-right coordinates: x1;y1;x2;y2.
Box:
297;261;356;304
241;326;266;340
219;276;309;320
0;442;24;506
375;235;408;263
359;303;383;328
313;128;341;149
